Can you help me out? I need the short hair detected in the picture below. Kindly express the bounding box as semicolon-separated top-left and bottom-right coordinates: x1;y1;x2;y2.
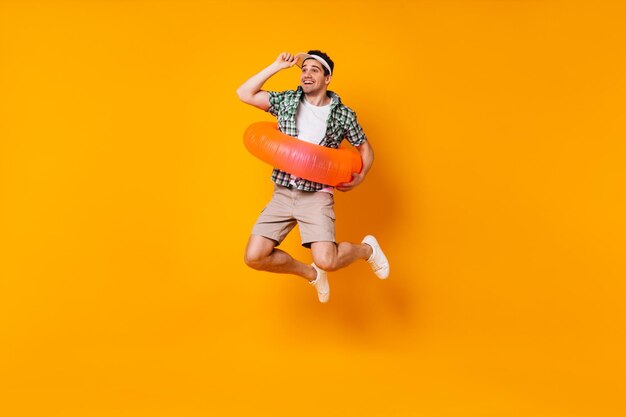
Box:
304;50;334;76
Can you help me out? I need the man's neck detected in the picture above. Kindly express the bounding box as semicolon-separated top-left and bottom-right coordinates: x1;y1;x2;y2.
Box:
303;90;331;107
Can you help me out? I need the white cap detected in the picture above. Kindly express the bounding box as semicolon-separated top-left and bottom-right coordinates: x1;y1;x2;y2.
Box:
294;52;332;76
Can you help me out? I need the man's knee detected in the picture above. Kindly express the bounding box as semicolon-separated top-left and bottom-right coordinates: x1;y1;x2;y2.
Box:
312;251;338;272
244;236;275;270
244;248;267;270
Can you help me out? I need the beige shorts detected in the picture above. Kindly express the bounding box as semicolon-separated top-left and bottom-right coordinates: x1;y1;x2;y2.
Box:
251;184;336;248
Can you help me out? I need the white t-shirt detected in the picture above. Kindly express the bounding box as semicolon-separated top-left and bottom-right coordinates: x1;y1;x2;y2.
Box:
292;97;334;193
296;97;331;144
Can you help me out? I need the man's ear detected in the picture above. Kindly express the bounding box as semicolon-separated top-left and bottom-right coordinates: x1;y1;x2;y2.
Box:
325;75;332;85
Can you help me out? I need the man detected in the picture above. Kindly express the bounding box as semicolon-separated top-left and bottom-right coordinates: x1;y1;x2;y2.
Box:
236;50;389;303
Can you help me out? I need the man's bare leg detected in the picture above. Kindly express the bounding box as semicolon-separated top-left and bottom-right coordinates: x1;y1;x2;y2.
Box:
310;241;373;272
244;235;316;281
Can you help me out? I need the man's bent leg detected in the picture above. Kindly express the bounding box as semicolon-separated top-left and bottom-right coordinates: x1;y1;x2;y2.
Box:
310;241;373;272
244;235;316;281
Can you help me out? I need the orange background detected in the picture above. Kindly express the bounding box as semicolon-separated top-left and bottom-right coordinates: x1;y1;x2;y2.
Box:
1;1;625;416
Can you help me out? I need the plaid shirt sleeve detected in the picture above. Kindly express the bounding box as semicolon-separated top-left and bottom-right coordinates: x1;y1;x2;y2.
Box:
345;110;367;147
267;91;285;117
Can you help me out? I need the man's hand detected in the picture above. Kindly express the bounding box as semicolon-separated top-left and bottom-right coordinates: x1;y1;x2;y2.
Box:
274;52;298;70
336;171;366;192
336;142;374;192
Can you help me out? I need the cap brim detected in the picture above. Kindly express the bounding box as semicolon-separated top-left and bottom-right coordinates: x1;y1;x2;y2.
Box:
294;52;311;68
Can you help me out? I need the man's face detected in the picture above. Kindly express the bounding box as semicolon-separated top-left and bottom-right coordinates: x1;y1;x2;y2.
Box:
300;58;331;93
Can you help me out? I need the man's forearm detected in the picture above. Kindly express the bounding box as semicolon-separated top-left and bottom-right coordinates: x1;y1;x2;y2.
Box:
236;62;280;102
359;141;374;177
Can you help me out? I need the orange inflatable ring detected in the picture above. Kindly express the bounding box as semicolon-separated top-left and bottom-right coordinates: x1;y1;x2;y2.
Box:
243;121;362;186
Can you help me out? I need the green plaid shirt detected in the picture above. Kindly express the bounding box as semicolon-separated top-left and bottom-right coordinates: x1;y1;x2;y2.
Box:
267;86;367;191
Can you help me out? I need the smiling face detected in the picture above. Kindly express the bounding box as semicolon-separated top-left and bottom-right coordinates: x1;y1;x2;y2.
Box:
300;58;331;94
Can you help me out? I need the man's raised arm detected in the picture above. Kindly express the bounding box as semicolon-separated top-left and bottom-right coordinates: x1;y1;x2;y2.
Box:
236;52;297;111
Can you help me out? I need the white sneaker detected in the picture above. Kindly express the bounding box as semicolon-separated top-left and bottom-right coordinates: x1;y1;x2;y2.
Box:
309;263;330;303
362;235;390;279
